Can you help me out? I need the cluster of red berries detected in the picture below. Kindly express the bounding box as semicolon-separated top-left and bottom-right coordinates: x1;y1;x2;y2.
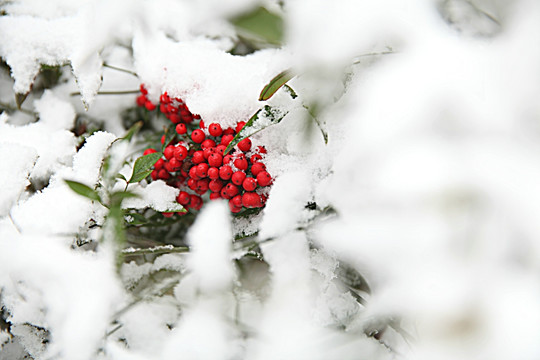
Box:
137;85;273;215
136;84;201;124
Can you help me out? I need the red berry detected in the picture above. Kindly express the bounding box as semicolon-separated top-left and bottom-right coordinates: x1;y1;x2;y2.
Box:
196;163;209;178
208;123;223;137
177;191;191;206
158;169;170;180
136;95;147;107
176;123;187;135
221;134;234;146
242;192;261;208
189;166;200;180
162;212;174;218
223;127;235;136
231;195;243;208
143;148;157;156
196;178;209;193
215;145;226;155
210;192;222;200
140;84;148;95
151;170;158;180
161;134;166;145
191;129;206;143
187;178;197;190
231;171;246;186
203;147;215;160
256;171;272;187
223;154;232;165
250;162;266;176
208;153;223;167
201;139;216;149
208;167;219;180
190;195;203;210
174;145;188;161
242;177;257;192
220;187;230;199
237;138;252;152
159;93;169;103
224;183;239;198
145;101;156;111
257;146;267;154
159;103;168;113
154;158;165;170
229;200;242;213
250;153;263;163
209;179;224;193
166;158;182;172
192;151;205;164
219;165;233;180
236;121;246;134
234;156;248;171
164;145;175;160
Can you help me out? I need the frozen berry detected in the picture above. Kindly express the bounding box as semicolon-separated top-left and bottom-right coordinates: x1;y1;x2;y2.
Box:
208;167;219;180
201;139;216;149
143;148;157;156
231;195;243;208
145;101;156;111
210;192;222;200
256;171;272;187
188;166;200;180
174;145;188;161
140;84;148;95
250;162;266;176
242;177;257;192
164;145;175;160
224;183;239;198
191;129;205;144
196;163;209;178
190;195;203;210
208;123;223;137
169;114;181;124
237;138;252;152
221;134;234;146
199;120;205;129
162;212;174;218
215;145;226;155
233;156;248;171
196;178;209;193
166;158;182;172
177;191;190;206
242;192;261;208
158;169;170;180
231;171;246;186
154;158;165;170
223;127;235;136
250;153;263;163
208;153;223;167
219;165;233;180
236;121;246;134
136;95;147;107
209;179;224;193
192;151;205;164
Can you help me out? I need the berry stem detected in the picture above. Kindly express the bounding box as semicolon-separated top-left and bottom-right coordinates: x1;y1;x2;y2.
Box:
70;90;140;96
103;63;139;77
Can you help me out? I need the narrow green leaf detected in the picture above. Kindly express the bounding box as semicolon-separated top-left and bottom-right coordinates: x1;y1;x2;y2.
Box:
259;69;295;101
128;152;162;183
121;121;143;142
124;213;148;225
110;191;140;206
224;105;288;155
232;7;283;45
65;180;101;202
161;127;176;152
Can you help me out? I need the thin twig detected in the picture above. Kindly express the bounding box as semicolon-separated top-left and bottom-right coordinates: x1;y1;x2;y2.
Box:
122;245;189;257
0;101;36;116
103;63;139;77
352;50;396;64
70;90;140;96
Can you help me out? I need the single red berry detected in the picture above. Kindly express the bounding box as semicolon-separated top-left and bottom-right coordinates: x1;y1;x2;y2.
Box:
189;166;200;180
221;134;234;146
208;153;223;167
208;167;219;180
234;156;248;171
231;195;242;208
237;138;252;152
215;145;226;155
257;171;272;187
164;145;175;160
209;179;224;193
158;169;170;180
257;146;267;154
202;139;216;149
190;195;203;210
208;123;223;137
161;134;166;145
166;158;182;172
242;177;257;192
229;199;242;213
192;151;205;164
159;103;168;113
154;158;165;170
250;162;266;176
210;192;221;200
196;178;210;193
145;101;156;111
187;178;197;190
223;154;232;165
220;186;231;199
231;171;246;186
136;95;147;107
196;163;209;178
250;153;263;163
191;129;205;143
151;170;158;180
235;121;246;134
159;93;169;103
140;84;148;95
203;147;215;160
143;148;157;156
199;120;205;129
177;191;191;206
242;192;261;208
176;123;187;135
224;183;239;198
174;145;188;161
162;212;174;218
223;127;235;136
219;165;233;180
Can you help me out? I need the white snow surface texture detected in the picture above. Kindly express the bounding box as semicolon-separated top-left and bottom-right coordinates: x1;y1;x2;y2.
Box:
2;0;540;359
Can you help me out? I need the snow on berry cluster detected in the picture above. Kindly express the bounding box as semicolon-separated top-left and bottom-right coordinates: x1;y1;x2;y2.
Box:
137;85;273;214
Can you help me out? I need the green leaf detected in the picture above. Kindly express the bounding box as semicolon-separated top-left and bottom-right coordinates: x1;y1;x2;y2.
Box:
116;173;127;182
232;7;283;45
161;127;176;152
128;152;162;183
65;180;101;202
259;69;295;101
110;191;140;206
124;213;148;225
224;105;288;155
121;121;143;142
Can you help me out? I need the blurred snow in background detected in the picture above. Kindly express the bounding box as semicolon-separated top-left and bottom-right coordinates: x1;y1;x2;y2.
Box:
2;0;540;359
